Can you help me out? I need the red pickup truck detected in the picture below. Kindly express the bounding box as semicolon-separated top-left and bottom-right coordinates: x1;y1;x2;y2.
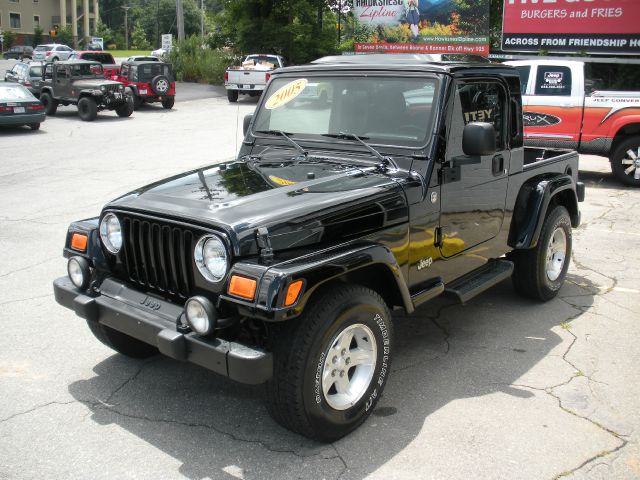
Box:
68;51;120;78
506;59;640;186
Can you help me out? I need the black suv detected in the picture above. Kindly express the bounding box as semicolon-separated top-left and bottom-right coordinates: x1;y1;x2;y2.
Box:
3;45;34;60
54;55;585;440
38;60;133;121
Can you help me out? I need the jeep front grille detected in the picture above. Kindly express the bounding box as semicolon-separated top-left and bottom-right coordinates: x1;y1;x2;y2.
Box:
119;215;196;301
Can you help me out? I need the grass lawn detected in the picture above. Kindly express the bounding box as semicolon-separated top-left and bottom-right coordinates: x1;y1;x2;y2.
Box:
107;50;152;58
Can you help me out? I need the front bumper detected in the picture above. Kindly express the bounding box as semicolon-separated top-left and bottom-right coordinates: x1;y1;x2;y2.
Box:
53;276;272;384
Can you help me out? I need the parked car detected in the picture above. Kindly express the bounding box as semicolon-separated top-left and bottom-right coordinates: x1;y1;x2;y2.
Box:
151;47;169;59
126;55;159;63
0;83;45;130
114;61;175;109
3;61;45;96
39;60;133;121
2;45;34;60
506;58;640;186
224;54;286;102
68;51;120;77
53;54;584;441
32;44;75;63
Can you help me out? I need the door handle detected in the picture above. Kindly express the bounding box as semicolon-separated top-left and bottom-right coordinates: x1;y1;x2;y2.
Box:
492;155;504;176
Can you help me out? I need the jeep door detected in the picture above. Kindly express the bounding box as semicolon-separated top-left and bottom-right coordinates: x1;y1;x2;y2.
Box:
55;64;72;99
438;80;510;263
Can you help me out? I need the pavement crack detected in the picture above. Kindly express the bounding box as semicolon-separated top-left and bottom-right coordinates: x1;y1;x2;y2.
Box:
0;258;58;279
0;400;77;423
331;443;349;480
0;293;53;306
104;358;158;405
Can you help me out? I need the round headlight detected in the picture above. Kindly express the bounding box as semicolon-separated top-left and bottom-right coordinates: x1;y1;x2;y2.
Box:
99;213;122;254
194;235;228;282
100;85;106;92
184;296;217;335
67;256;91;290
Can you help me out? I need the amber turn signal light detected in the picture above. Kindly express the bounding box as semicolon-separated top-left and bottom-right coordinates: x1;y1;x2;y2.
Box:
284;280;304;306
71;233;88;252
228;275;257;300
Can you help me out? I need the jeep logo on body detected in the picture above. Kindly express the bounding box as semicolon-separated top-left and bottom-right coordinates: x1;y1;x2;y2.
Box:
140;296;161;311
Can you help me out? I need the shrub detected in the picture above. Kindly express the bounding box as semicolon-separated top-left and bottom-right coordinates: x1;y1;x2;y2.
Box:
169;36;233;85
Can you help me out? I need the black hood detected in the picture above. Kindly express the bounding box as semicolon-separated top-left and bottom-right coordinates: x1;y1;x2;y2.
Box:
106;151;410;256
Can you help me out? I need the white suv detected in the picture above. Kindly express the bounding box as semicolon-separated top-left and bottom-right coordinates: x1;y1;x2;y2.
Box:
33;44;75;63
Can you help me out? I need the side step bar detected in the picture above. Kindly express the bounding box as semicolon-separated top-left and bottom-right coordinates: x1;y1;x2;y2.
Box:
410;280;445;309
444;259;514;304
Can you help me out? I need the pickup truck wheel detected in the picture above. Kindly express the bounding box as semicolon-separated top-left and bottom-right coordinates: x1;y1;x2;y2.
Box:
266;284;393;441
86;320;158;358
511;205;572;301
227;90;238;103
77;97;98;121
611;136;640;186
161;97;175;109
40;92;58;115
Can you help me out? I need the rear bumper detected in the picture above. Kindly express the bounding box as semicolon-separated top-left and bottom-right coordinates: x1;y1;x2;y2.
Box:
0;113;45;126
225;84;265;92
53;276;272;384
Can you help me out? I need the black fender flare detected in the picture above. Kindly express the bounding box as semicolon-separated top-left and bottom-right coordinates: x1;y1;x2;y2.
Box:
508;173;580;250
221;243;413;321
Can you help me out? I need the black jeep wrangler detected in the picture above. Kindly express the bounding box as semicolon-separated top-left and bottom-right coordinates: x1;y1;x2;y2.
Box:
39;60;133;121
54;55;585;441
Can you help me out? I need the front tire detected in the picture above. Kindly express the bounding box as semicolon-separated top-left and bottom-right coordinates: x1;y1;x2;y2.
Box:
266;284;393;441
77;96;98;121
115;97;134;117
40;92;58;115
510;205;572;301
610;136;640;187
86;320;158;358
227;90;238;103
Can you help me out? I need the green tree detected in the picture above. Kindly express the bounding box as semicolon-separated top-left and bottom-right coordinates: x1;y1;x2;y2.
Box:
95;20;115;47
3;30;17;49
489;0;503;49
56;25;74;46
32;26;44;47
131;21;151;49
452;0;491;36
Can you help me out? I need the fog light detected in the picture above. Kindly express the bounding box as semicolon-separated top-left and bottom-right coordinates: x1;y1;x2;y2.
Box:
67;256;90;290
184;296;217;335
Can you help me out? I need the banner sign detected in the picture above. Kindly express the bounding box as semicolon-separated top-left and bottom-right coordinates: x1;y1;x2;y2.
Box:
502;0;640;54
352;0;490;56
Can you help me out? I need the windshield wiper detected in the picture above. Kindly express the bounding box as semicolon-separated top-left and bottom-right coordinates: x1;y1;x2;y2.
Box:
254;130;307;158
322;132;399;170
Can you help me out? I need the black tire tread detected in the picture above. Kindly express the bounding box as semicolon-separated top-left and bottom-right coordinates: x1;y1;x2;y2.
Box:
511;205;571;301
610;136;640;187
265;284;390;440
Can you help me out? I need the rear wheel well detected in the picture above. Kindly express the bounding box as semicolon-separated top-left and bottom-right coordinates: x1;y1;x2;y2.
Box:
611;124;640;157
548;189;579;227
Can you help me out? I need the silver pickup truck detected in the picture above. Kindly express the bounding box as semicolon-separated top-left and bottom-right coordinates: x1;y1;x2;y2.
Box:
224;54;285;102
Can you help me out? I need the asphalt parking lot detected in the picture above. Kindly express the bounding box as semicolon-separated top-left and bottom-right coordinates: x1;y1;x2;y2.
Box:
1;66;639;479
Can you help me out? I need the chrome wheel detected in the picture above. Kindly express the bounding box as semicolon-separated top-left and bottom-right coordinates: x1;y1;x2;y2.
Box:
321;323;377;411
156;79;169;93
620;146;640;180
546;227;567;282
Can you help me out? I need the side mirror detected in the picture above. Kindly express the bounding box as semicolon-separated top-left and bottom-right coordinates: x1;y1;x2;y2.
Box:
243;114;253;137
462;122;496;157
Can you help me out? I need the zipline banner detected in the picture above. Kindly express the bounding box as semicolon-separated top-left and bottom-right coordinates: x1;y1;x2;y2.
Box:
502;0;640;54
353;0;490;56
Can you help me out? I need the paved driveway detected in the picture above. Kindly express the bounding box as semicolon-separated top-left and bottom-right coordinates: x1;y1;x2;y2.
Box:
0;93;638;479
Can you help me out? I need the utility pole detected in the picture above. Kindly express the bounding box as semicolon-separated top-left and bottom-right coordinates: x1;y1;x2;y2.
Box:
176;0;185;41
122;5;131;50
337;0;342;45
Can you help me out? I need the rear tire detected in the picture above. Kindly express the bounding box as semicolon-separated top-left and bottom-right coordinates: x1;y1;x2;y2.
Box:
161;96;175;109
29;123;40;131
510;205;572;301
266;284;393;441
227;90;238;103
40;92;58;115
77;96;98;121
610;136;640;187
86;320;158;358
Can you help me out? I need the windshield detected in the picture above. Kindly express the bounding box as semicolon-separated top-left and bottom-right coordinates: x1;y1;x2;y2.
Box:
0;84;32;100
133;63;172;81
252;76;439;148
81;53;115;64
29;66;43;77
